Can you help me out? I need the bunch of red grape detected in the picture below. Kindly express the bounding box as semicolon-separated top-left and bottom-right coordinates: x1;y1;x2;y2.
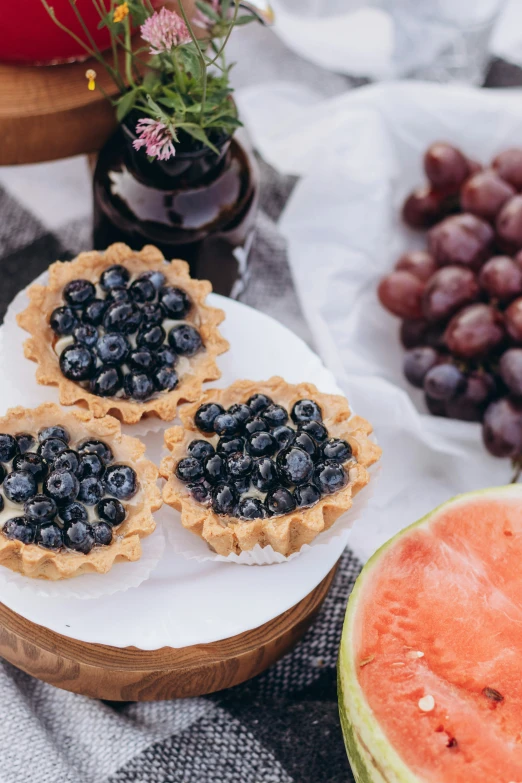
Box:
378;142;522;461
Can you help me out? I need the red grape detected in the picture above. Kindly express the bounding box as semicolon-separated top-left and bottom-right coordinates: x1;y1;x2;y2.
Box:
505;297;522;342
466;158;483;176
403;347;439;388
444;304;505;359
400;320;428;349
500;348;522;397
423;363;466;401
395;250;438;282
492;148;522;190
496;195;522;252
422;266;479;322
428;213;494;270
402;186;453;229
478;256;522;303
460;170;515;221
425;394;448;417
446;371;496;422
482;397;522;458
424;142;469;192
377;272;424;319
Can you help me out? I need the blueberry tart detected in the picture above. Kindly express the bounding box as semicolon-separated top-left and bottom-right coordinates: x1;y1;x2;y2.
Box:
18;243;229;424
161;377;381;557
0;403;161;579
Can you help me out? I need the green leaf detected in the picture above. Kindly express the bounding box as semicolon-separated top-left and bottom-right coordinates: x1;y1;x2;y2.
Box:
116;89;138;122
234;14;257;25
195;0;220;22
180;124;219;154
179;46;202;80
142;71;161;93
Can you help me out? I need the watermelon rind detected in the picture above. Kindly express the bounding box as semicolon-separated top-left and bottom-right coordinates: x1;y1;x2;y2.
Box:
337;484;522;783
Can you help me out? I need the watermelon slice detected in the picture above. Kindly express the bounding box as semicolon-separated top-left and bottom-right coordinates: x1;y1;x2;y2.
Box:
339;485;522;783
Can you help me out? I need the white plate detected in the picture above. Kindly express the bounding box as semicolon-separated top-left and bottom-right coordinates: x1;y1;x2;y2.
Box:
0;292;353;649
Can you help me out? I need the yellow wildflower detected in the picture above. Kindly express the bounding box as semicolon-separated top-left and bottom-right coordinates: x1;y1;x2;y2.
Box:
113;2;129;23
85;69;97;91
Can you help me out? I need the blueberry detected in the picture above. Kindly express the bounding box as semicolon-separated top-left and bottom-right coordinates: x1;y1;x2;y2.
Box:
24;494;57;522
211;483;237;515
265;487;296;516
78;477;104;505
291;399;322;424
137;324;166;350
227;404;251;426
52;449;79;474
245;418;269;435
168;325;202;356
0;434;18;462
217;436;245;456
294;483;321;508
232;476;251;495
104;302;142;334
60;344;95;381
187;440;215;461
63;279;96;307
106;287;131;304
60;502;88;524
64;519;94;553
93;522;113;546
299;421;328;443
50;306;77;336
130;277;156;303
83;299;108;326
97;498;126;526
294;431;318;458
322;438;352;463
44;470;79;505
247;393;273;415
104;464;138;500
78;439;113;466
277;447;314;486
246;431;277;458
140;270;166;290
203;453;227;485
0;465;6;485
73;323;98;347
226;452;252;479
187;482;211;504
156;345;179;367
236;497;266;520
213;413;241;437
100;264;130;291
251;457;280;492
96;333;130;365
91;366;123;397
129;349;156;372
262;404;288;428
39;426;70;444
141;303;165;325
37;523;63;550
153;366;179;392
3;517;35;544
314;461;348;494
124;371;155;401
15;433;35;454
272;425;295;450
38;438;68;462
159;286;191;319
195;403;224;433
77;453;104;479
4;471;37;503
13;452;48;482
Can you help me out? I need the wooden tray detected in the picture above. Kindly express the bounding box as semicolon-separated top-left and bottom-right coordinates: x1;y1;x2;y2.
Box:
0;564;337;701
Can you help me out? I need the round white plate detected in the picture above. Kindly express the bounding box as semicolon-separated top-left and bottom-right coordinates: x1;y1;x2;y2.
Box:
0;292;351;650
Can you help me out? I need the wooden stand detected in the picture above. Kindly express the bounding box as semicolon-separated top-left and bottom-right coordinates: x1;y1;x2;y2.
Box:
0;565;336;700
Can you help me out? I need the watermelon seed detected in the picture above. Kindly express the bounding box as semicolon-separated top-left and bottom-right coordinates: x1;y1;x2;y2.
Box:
359;655;374;667
407;650;424;659
418;695;435;712
446;737;458;749
482;687;504;702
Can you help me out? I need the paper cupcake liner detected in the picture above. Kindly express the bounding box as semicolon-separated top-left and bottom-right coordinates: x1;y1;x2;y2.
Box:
0;519;166;600
165;464;380;565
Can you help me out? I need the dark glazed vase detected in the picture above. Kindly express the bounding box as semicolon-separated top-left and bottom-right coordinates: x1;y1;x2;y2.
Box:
93;124;259;297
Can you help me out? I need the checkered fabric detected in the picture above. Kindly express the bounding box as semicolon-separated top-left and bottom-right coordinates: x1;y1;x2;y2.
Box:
0;154;361;783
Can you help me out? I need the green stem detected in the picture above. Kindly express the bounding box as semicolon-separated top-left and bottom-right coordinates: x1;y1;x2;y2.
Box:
177;0;208;126
206;0;240;66
123;16;136;87
512;459;522;484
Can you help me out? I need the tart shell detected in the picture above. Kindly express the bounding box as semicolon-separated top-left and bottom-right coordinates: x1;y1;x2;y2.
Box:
0;403;162;580
17;243;229;424
161;377;381;557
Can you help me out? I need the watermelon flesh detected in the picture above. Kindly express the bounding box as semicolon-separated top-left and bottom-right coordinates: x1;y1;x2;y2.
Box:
339;486;522;783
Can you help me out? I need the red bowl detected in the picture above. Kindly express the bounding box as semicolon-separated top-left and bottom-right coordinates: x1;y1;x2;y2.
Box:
2;0;118;64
